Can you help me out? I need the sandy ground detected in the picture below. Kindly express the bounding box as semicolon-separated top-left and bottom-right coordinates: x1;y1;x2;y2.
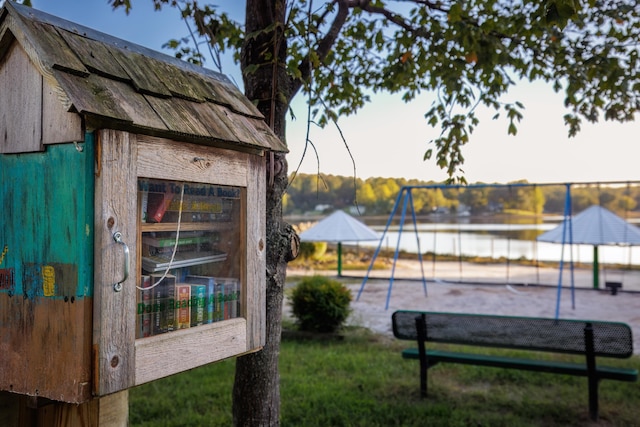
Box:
286;260;640;354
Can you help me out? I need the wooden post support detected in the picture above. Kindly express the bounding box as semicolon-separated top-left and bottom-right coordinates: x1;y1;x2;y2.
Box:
0;391;128;427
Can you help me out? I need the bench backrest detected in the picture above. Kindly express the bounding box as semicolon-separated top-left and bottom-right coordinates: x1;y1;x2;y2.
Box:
392;310;633;358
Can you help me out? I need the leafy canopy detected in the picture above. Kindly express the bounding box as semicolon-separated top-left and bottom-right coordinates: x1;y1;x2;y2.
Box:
112;0;640;182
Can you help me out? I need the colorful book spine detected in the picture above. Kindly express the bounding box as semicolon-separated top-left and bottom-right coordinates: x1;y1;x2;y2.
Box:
190;284;206;327
150;273;176;334
175;284;191;329
225;278;236;319
230;279;240;318
148;192;175;223
185;275;216;324
140;190;148;222
217;277;241;319
216;281;226;321
137;275;152;338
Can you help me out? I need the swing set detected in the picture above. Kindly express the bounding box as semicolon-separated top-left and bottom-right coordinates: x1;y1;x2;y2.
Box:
356;181;640;318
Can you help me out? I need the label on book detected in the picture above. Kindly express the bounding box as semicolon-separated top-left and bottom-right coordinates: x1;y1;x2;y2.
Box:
176;284;191;329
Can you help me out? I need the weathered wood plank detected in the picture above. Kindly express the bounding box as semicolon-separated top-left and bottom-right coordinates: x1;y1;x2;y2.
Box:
96;75;168;131
206;78;263;118
96;390;129;426
53;69;133;124
108;46;172;97
237;111;288;152
1;390;129;427
145;96;213;138
8;15;88;76
0;18;15;61
57;28;129;81
93;130;138;396
154;60;207;102
0;292;93;403
136;134;249;187
42;75;83;145
179;99;242;143
0;138;95;402
0;42;42;153
134;319;247;386
215;106;256;146
246;153;267;349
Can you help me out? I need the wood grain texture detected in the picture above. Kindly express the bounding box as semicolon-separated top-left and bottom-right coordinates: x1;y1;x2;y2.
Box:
0;138;95;403
26;21;88;76
93;130;138;396
134;318;247;386
153;60;207;103
0;42;42;153
0;295;93;403
42;76;83;145
246;154;267;349
0;390;128;427
136;135;249;187
53;70;133;124
108;47;171;98
2;5;287;153
5;15;88;77
57;28;129;81
144;96;213;138
96;75;168;131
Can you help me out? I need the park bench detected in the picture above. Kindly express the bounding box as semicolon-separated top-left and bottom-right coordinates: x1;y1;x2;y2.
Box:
605;281;623;295
392;310;638;421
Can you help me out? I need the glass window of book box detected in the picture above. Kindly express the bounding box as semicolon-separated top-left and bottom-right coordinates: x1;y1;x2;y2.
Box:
137;178;244;339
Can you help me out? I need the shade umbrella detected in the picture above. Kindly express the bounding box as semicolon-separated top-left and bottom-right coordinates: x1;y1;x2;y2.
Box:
298;210;379;276
537;205;640;289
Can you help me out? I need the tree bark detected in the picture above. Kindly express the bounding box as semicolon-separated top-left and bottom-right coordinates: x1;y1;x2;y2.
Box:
233;1;293;426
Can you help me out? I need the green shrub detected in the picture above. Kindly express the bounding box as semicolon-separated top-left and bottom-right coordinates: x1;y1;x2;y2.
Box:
289;275;352;333
297;241;327;260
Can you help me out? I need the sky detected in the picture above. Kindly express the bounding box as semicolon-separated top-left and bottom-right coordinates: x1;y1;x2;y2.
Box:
12;0;640;185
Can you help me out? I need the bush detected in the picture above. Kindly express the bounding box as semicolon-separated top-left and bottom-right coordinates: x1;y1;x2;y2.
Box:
289;275;352;333
297;241;327;261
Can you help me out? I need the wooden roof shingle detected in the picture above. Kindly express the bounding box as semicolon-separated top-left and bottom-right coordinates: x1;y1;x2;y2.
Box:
0;1;287;153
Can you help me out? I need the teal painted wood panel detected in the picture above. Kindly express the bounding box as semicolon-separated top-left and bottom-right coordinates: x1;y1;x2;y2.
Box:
0;133;94;298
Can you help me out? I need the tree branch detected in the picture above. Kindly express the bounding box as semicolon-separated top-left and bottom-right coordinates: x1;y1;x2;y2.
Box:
289;0;350;97
357;1;432;38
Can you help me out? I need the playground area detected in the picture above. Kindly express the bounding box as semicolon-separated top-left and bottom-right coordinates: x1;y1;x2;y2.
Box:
286;260;640;354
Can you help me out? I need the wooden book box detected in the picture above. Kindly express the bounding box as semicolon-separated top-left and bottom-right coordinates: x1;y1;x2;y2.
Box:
0;2;285;404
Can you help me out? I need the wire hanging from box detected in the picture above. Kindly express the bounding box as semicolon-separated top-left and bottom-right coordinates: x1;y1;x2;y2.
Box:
137;184;185;291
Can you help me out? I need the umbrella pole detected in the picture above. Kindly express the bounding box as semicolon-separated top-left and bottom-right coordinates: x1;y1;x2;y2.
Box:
337;242;343;277
593;246;599;289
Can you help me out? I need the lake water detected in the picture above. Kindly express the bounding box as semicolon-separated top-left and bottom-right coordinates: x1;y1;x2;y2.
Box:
360;218;640;266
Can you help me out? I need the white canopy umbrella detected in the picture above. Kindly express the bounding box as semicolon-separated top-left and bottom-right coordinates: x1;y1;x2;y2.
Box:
537;205;640;289
299;210;379;275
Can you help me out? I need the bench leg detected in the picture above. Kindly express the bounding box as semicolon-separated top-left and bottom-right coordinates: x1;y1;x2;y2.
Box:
588;377;599;421
416;315;428;398
585;323;598;421
419;357;427;398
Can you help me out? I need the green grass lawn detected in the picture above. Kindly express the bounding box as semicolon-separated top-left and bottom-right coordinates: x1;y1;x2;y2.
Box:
129;327;639;426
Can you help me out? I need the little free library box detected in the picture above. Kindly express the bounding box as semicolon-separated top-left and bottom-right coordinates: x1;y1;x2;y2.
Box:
0;2;286;404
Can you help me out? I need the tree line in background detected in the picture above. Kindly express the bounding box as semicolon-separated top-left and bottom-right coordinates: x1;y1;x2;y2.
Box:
285;174;640;217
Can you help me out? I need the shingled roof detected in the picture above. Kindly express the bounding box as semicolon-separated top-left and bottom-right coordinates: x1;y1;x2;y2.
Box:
0;1;286;153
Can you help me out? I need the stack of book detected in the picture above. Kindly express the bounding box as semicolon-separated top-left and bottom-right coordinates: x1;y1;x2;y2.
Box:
136;274;241;339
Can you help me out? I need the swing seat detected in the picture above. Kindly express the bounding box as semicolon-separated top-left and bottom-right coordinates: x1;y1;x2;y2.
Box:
605;281;622;295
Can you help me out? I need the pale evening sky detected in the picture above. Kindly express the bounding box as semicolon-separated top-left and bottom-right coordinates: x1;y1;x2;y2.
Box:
15;0;640;185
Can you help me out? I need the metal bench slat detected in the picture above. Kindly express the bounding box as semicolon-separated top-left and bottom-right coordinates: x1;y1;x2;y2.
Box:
401;348;638;382
392;310;634;358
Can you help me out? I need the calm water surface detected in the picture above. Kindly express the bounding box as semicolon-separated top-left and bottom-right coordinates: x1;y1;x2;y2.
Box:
361;217;640;266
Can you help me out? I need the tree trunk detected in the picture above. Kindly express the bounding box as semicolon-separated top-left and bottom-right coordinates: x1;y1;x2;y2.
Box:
233;1;292;426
